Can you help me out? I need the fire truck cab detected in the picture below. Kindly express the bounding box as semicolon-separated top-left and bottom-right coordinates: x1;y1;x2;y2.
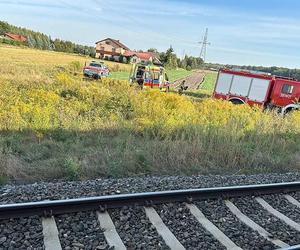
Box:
270;77;300;112
213;69;300;114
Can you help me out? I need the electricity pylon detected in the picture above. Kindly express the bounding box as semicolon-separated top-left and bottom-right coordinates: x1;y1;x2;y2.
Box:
199;28;210;63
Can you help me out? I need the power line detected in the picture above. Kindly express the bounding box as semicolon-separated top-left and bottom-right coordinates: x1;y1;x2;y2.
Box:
199;28;210;63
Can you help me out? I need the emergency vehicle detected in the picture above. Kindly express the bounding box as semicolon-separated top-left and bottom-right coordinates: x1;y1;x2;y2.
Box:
213;68;300;114
129;63;171;91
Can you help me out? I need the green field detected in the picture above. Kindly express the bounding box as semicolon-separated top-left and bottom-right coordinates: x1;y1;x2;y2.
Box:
166;68;194;82
201;70;218;92
110;71;130;80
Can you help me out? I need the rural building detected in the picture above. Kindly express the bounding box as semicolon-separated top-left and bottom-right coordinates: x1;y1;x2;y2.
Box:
2;32;27;42
95;37;161;64
95;38;130;61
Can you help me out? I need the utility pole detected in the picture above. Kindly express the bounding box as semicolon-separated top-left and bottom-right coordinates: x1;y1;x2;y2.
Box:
199;28;210;63
182;49;186;60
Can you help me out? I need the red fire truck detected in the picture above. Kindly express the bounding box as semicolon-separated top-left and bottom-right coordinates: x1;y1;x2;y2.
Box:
213;68;300;114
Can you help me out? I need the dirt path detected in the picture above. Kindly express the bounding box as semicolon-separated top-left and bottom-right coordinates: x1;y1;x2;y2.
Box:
172;71;205;90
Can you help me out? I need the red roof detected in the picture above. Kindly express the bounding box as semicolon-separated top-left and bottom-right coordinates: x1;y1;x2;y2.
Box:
4;33;27;42
124;51;153;60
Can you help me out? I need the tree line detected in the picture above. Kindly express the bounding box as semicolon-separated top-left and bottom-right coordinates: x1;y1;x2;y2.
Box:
0;21;95;57
147;47;204;70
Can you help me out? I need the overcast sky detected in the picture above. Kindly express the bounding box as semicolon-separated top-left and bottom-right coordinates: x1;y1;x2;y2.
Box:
1;0;300;68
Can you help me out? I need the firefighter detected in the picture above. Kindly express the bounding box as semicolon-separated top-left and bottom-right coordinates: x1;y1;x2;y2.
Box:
137;68;145;90
178;80;188;95
137;77;144;90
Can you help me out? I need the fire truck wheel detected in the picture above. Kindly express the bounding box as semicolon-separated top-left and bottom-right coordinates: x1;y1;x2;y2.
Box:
229;99;244;105
284;107;298;115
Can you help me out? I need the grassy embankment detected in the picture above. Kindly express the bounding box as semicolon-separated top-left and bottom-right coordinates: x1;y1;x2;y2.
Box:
0;45;300;184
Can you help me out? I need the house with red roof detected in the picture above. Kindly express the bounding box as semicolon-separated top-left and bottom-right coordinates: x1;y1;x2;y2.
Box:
123;50;161;64
3;33;27;42
95;38;161;64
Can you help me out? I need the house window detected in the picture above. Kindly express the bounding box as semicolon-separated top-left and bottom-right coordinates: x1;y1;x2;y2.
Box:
112;48;116;53
100;46;105;51
282;84;294;95
106;41;110;45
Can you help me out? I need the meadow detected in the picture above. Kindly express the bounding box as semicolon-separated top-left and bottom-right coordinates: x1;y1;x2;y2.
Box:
0;45;299;184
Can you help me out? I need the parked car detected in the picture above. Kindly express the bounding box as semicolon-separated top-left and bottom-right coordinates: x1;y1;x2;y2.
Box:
83;61;110;79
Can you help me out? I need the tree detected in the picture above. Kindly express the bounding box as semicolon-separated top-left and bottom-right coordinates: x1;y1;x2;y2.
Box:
27;35;36;48
180;55;188;69
0;21;10;35
164;46;178;69
147;48;158;54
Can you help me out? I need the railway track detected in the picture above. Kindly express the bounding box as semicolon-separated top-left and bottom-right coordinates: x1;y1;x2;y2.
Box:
1;182;300;249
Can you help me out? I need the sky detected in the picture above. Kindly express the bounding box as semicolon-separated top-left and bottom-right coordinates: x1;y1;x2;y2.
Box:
1;0;300;68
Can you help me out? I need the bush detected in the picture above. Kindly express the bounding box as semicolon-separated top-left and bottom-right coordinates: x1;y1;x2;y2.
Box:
63;157;80;180
68;61;81;72
0;38;23;46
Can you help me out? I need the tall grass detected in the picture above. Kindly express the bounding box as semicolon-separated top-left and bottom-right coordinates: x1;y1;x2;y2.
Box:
0;46;299;183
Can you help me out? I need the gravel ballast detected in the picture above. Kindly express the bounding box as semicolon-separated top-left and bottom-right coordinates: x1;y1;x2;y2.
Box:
262;194;300;224
1;173;300;204
154;203;225;249
232;196;300;246
109;206;169;249
55;211;109;250
0;216;43;249
195;199;275;250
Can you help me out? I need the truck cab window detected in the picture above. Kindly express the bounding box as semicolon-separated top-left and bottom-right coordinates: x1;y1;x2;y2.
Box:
153;72;159;80
281;84;294;95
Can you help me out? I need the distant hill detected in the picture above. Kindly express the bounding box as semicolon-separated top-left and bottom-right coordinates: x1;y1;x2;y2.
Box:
0;21;95;57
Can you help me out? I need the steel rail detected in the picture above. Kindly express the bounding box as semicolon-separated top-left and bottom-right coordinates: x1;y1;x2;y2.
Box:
282;245;300;250
1;181;300;220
